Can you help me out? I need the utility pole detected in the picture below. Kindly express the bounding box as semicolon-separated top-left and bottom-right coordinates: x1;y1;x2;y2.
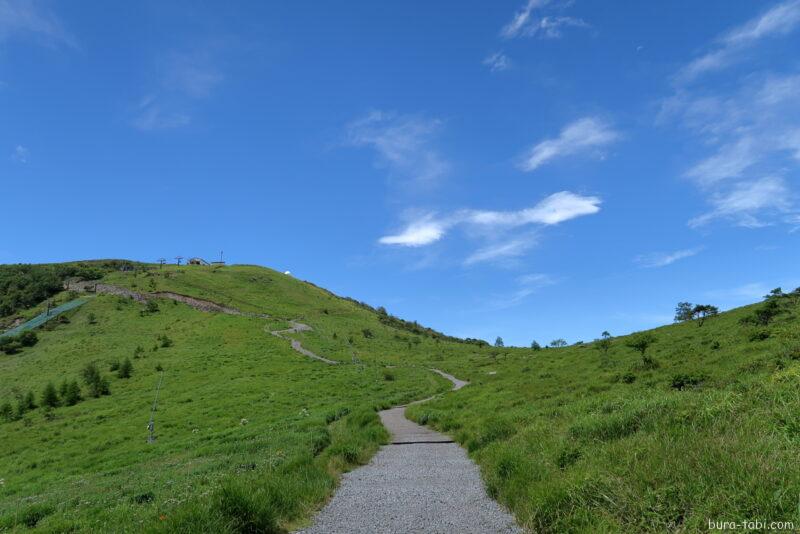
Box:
219;250;224;264
147;371;164;444
175;256;183;266
158;258;166;269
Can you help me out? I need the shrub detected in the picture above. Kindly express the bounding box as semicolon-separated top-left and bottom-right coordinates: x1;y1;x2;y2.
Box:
671;373;707;390
748;329;770;342
382;369;395;381
144;300;159;314
82;362;110;397
626;333;656;357
155;363;163;372
361;328;374;339
109;360;120;371
710;340;721;350
556;446;582;469
158;334;173;348
621;372;636;384
41;382;60;408
0;401;13;422
87;312;97;325
22;390;36;411
0;336;22;355
18;504;54;528
133;345;144;359
63;381;82;406
118;358;133;379
18;331;38;347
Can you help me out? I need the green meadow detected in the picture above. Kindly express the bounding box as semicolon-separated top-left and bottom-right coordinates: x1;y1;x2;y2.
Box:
2;263;799;532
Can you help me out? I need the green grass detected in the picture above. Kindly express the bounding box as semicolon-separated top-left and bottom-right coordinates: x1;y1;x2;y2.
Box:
3;263;800;532
0;282;446;532
407;295;800;532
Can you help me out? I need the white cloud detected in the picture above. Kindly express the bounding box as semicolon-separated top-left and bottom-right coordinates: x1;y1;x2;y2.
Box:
11;144;28;163
0;0;75;47
501;0;588;39
635;247;702;268
465;191;602;226
685;137;758;187
164;51;223;99
521;117;619;171
483;273;558;309
379;192;600;264
345;111;449;187
689;177;792;228
132;96;191;131
483;52;512;72
378;216;446;247
677;0;800;83
464;237;537;265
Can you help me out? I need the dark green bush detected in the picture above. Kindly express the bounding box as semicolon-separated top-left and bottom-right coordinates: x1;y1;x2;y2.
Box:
671;373;707;390
118;358;133;379
41;382;60;408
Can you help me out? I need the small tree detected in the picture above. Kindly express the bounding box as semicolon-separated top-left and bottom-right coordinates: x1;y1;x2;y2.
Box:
63;381;82;406
22;390;36;410
41;382;60;408
550;339;567;348
531;340;541;351
0;401;13;422
692;304;719;327
495;336;504;347
626;333;656;357
596;333;612;357
674;302;694;322
82;362;111;397
118;358;133;379
18;331;38;347
87;312;97;325
145;300;159;314
765;287;783;300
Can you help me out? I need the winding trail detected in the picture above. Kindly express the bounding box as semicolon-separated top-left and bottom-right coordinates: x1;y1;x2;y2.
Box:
297;370;522;534
68;281;334;365
268;321;339;365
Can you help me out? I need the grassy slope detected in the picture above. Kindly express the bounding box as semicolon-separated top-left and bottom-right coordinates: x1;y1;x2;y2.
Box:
3;263;799;532
0;266;449;532
407;296;800;532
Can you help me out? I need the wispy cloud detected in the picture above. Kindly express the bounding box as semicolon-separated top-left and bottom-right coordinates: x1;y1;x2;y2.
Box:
132;97;191;131
132;49;223;131
635;247;702;268
11;144;28;163
345;111;449;188
521;117;619;171
464;236;538;265
483;52;512;72
379;191;601;249
689;177;792;228
380;192;600;265
677;0;800;83
662;3;800;229
485;273;558;309
163;51;224;99
501;0;588;39
0;0;75;47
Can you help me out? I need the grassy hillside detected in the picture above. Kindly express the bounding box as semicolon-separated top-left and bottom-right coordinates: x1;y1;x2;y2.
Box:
408;292;800;532
2;262;799;532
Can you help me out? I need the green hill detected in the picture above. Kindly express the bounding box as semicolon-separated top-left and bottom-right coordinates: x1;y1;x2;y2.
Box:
1;262;799;532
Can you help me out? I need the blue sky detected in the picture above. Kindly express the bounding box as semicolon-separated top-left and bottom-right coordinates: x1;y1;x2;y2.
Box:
2;1;800;346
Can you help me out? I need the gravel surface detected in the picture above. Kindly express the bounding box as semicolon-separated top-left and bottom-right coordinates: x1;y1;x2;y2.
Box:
269;321;339;364
296;371;521;534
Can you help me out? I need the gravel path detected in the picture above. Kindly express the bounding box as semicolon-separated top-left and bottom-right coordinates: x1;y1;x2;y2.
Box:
268;321;339;365
297;370;522;534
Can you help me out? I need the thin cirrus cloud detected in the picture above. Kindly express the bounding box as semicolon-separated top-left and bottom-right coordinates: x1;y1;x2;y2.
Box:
483;52;512;72
688;177;793;228
676;0;800;83
132;50;223;131
520;117;619;172
662;2;800;229
0;0;76;48
501;0;588;39
11;144;28;163
378;191;601;263
344;111;449;188
635;247;703;268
